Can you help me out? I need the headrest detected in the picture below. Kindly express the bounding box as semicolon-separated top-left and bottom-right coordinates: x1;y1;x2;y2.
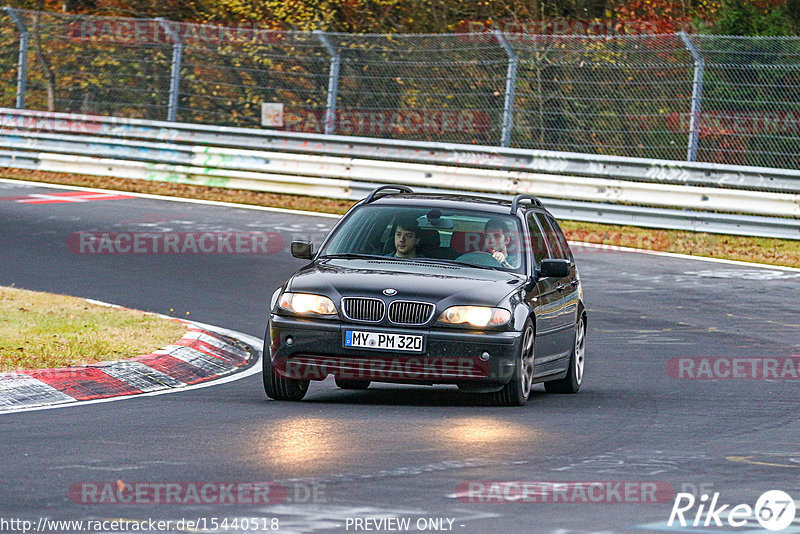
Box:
417;228;440;247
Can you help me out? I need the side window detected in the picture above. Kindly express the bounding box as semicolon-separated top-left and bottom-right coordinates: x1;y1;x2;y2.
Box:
526;213;550;266
545;214;574;263
535;213;566;260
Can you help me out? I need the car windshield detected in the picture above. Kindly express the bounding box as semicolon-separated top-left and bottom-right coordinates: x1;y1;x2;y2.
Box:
319;205;526;273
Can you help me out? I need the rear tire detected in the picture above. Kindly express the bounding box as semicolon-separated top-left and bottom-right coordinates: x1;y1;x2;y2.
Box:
335;378;371;390
491;320;535;406
545;315;585;394
262;345;309;401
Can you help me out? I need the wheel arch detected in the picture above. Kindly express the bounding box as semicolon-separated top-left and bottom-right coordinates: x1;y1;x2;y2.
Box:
511;301;535;334
577;300;587;327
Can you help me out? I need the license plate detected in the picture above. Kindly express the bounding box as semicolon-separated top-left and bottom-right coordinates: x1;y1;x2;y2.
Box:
344;330;424;352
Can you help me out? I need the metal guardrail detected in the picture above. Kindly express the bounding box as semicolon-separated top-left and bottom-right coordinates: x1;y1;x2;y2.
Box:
0;108;798;240
1;130;798;217
3;108;798;191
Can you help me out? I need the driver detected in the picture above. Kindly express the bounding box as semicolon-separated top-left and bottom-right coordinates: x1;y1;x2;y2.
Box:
484;218;520;269
388;216;423;258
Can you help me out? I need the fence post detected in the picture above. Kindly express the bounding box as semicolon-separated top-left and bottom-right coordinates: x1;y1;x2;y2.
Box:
314;30;340;135
678;32;705;162
156;18;182;122
4;7;29;109
492;29;518;148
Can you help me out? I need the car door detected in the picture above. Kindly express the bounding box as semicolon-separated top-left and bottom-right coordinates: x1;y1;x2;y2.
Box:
524;211;563;376
539;213;580;367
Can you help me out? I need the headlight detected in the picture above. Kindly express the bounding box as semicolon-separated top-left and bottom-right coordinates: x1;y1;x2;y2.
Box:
278;292;337;316
437;306;511;327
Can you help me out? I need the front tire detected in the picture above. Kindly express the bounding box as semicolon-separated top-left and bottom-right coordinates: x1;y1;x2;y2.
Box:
491;320;535;406
262;346;309;401
545;315;585;394
335;378;371;390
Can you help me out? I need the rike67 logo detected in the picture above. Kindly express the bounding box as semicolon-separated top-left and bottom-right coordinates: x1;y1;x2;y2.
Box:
669;490;796;531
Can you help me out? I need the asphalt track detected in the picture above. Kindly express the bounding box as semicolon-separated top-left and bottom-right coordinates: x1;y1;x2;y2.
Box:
1;180;799;534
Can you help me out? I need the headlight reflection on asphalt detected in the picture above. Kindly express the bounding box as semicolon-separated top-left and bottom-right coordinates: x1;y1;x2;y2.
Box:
258;417;352;473
254;416;547;473
435;417;546;449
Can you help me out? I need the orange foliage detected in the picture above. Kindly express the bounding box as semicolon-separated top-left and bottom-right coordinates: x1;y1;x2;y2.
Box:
611;0;718;33
613;0;790;33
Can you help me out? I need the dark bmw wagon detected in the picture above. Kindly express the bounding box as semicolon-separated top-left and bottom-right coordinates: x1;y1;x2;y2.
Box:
264;185;586;405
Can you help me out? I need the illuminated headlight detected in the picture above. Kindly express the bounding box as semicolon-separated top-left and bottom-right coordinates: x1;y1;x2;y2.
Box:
278;293;337;316
437;306;511;327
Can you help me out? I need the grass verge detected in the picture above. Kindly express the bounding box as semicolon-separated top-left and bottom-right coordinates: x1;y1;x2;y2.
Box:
0;286;188;372
2;167;800;268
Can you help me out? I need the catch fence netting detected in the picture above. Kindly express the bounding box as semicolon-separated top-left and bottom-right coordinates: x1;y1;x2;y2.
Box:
2;9;798;170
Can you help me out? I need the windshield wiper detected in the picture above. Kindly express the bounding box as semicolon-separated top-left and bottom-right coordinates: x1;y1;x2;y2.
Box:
408;257;504;271
406;257;462;267
318;253;388;260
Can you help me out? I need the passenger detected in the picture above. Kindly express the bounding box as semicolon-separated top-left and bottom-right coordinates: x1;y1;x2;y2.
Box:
484;218;520;268
388;216;423;258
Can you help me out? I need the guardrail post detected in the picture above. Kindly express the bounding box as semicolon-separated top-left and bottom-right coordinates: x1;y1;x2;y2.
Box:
492;29;518;148
314;30;340;135
156;18;182;122
4;7;29;109
678;32;705;162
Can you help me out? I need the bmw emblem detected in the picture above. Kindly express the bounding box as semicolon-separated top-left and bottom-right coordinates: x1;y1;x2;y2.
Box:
383;288;397;296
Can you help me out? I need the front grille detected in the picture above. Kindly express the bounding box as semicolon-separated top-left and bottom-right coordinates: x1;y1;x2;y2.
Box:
342;297;385;322
388;300;435;325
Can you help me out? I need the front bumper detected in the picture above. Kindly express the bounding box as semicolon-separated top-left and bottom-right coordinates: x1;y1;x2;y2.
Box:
268;314;521;387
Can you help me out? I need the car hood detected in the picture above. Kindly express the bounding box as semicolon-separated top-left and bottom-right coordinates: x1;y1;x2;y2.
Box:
287;258;524;308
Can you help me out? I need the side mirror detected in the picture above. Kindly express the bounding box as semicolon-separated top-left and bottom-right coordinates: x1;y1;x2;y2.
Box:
291;241;313;259
539;258;570;278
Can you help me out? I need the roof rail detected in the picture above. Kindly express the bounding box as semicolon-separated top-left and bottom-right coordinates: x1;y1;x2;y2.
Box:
364;185;414;203
510;194;543;215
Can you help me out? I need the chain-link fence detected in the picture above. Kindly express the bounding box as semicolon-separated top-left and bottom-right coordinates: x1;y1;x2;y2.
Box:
1;8;798;169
